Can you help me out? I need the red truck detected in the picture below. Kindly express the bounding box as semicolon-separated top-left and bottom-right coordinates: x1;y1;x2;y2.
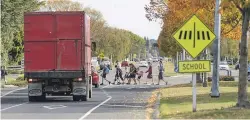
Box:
24;11;96;102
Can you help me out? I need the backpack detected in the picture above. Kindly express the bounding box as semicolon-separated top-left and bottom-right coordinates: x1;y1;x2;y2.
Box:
104;67;110;74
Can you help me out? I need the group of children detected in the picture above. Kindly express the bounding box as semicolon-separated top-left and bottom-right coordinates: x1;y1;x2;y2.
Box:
99;60;167;85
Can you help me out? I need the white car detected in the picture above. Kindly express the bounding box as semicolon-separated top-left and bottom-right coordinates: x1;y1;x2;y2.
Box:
139;61;148;67
152;58;158;62
219;62;230;70
91;60;99;68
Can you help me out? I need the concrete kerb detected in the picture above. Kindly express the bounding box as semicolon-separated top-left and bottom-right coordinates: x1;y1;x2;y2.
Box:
152;92;161;119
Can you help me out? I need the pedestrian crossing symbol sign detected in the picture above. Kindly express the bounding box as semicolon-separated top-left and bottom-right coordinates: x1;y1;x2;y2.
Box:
173;15;216;58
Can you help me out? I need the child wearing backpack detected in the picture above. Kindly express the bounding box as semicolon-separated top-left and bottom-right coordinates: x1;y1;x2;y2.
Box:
100;64;111;85
113;65;124;85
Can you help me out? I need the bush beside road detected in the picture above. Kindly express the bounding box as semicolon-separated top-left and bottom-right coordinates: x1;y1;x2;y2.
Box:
2;74;26;88
158;82;250;119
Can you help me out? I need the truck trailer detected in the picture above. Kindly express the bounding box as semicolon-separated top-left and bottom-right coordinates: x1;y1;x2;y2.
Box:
24;11;95;102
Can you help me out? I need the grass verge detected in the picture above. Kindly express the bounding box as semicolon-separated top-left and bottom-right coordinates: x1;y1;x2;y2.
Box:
5;79;27;87
158;81;250;119
164;62;190;76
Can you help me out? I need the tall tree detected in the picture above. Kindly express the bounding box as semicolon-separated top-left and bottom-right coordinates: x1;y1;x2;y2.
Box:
145;0;242;58
221;0;250;107
1;0;44;65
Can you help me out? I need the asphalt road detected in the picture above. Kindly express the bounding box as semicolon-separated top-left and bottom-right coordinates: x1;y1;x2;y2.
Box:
1;63;191;119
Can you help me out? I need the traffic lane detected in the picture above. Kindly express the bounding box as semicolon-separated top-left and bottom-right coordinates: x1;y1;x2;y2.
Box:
1;88;109;119
85;87;156;119
1;88;28;109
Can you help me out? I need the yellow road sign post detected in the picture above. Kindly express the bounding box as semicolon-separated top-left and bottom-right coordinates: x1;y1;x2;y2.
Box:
172;14;216;112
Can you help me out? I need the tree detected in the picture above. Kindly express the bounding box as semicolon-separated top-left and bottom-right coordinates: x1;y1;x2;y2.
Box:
145;0;242;58
1;0;44;65
221;0;250;107
43;0;83;11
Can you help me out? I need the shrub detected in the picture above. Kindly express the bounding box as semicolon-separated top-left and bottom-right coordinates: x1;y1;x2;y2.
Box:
7;70;24;74
16;74;25;81
207;76;235;82
6;79;27;87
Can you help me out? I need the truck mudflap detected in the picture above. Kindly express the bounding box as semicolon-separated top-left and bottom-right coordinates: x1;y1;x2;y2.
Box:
28;83;43;96
72;82;87;96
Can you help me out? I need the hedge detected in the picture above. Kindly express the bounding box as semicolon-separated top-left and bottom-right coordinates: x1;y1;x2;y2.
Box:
207;76;235;82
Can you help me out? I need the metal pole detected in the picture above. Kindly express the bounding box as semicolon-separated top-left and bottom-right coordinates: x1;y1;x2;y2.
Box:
183;49;186;60
192;73;197;112
211;0;221;97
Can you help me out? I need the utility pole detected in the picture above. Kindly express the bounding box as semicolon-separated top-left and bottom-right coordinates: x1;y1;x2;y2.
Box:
211;0;221;97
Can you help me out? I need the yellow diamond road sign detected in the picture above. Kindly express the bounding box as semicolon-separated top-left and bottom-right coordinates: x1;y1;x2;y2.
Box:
173;15;216;58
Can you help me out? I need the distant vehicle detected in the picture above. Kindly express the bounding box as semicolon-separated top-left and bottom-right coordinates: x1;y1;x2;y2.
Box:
219;62;230;70
121;61;129;67
152;57;158;62
92;57;98;61
138;61;148;67
91;60;99;68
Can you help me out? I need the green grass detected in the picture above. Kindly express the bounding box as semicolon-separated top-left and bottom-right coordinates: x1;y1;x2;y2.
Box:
164;62;178;76
159;82;250;119
164;62;190;76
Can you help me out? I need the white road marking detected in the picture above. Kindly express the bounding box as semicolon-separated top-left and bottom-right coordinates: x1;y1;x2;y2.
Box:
102;104;144;108
43;105;67;110
0;102;28;112
78;97;111;120
78;88;112;120
1;87;27;97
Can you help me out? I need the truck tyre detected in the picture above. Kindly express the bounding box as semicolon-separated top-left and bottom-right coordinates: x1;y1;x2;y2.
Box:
94;84;99;88
89;90;92;98
38;93;46;101
28;96;36;102
73;95;81;101
81;95;88;101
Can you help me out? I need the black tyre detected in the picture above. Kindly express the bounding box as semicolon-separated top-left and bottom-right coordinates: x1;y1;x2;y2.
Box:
94;84;99;88
28;96;36;102
81;95;88;101
73;95;81;101
89;90;92;98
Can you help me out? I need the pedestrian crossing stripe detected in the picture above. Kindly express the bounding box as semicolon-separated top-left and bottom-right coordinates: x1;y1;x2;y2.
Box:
172;14;216;59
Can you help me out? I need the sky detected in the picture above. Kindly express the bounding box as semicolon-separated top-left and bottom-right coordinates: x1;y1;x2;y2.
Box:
76;0;162;39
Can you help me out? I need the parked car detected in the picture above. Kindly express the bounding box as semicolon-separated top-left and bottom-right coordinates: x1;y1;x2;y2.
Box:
138;61;148;67
219;62;230;70
152;57;158;62
91;66;100;88
121;61;129;67
91;60;99;68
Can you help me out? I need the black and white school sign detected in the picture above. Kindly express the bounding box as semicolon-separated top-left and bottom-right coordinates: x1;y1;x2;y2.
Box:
178;60;211;73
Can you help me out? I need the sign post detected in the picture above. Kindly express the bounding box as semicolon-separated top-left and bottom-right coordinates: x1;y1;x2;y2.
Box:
172;15;216;112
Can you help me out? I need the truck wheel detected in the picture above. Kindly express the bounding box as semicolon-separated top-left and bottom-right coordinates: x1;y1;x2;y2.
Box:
89;90;92;98
81;95;88;101
73;95;81;101
28;96;36;102
38;93;46;101
94;84;99;88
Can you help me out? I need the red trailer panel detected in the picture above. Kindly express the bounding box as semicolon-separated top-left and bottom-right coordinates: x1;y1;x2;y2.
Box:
24;12;90;72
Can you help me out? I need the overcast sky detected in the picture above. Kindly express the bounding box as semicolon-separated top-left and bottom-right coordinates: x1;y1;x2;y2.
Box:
75;0;162;39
